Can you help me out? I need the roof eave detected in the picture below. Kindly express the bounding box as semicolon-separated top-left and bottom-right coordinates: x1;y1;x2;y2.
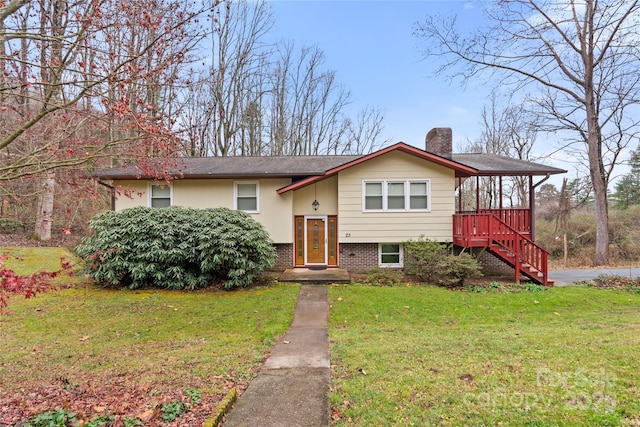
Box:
277;143;478;194
92;172;326;180
467;169;568;177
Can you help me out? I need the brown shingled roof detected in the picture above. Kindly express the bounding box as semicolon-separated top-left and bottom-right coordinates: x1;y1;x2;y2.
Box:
452;153;567;176
91;147;565;181
91;155;363;180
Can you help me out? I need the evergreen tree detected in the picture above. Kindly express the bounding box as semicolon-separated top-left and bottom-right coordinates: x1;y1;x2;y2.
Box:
613;149;640;209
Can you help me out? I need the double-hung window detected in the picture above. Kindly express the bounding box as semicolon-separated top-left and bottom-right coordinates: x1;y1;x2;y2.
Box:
235;182;259;213
379;243;403;267
409;181;429;209
363;180;430;212
364;182;383;210
149;184;171;208
387;182;405;210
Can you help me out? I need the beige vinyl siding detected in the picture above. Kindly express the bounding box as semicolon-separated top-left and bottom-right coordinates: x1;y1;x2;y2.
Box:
114;180;148;210
252;179;293;243
173;179;232;208
113;178;293;244
292;175;338;215
338;150;455;243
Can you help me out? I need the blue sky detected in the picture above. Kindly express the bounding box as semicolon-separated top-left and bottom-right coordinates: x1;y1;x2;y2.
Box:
265;0;602;188
267;1;492;151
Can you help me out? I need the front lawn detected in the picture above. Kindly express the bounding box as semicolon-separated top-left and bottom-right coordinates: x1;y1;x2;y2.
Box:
0;247;300;425
328;285;640;426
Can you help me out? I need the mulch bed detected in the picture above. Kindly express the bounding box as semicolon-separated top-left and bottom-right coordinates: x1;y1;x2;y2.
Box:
0;379;229;426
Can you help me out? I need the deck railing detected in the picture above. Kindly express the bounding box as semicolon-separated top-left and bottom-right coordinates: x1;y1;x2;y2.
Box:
454;209;530;242
453;211;549;285
478;208;531;234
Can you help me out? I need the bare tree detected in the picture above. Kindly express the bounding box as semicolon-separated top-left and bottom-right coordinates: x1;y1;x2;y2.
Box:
1;0;206;239
210;0;272;156
338;106;389;155
177;0;273;157
415;0;640;265
465;94;537;209
267;42;351;155
180;1;385;157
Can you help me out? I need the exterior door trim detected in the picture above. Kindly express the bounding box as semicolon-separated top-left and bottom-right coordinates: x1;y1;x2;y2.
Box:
305;216;327;265
294;215;338;267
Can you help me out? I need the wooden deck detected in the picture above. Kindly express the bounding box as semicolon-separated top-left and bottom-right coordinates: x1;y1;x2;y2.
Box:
453;209;552;286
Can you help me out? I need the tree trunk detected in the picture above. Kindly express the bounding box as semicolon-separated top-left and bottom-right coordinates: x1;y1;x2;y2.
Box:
34;171;55;240
589;133;610;265
585;60;609;265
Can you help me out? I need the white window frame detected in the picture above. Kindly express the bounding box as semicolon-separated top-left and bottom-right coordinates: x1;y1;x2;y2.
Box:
379;243;403;268
362;180;430;212
234;181;260;213
148;183;172;208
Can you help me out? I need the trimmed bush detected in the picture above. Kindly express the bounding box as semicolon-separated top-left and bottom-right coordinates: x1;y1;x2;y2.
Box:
360;266;405;286
404;237;482;287
75;206;275;289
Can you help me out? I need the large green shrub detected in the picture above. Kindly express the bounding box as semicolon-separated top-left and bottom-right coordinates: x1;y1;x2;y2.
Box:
404;237;481;287
75;206;275;289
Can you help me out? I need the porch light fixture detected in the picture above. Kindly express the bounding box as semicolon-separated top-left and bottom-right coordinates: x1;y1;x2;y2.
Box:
312;199;320;211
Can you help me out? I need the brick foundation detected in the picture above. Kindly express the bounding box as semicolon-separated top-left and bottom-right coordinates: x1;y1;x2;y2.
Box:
275;242;515;277
456;246;515;276
273;244;294;271
338;243;378;271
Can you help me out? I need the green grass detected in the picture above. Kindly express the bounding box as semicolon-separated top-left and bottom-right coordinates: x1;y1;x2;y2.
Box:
1;246;78;275
0;247;300;394
328;284;640;426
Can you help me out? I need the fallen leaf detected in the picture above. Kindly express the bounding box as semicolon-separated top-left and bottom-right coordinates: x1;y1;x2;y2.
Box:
534;300;539;304
459;373;474;382
137;409;155;422
284;340;290;344
80;336;90;341
338;297;343;301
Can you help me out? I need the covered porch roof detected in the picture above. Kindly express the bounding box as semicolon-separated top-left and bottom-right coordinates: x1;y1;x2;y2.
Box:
451;153;567;177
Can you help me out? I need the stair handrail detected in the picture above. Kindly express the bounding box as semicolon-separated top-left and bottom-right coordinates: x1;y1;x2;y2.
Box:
486;213;550;285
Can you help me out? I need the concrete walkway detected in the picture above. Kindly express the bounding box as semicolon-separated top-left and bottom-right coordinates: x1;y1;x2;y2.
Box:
223;285;330;427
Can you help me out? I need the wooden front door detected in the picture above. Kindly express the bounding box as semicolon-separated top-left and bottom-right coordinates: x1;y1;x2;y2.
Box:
306;218;326;264
295;215;338;267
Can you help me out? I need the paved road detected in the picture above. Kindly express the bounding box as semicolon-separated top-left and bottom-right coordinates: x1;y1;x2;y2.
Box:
549;267;640;286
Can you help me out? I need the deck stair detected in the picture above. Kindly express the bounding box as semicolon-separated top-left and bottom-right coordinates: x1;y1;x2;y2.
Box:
453;211;553;286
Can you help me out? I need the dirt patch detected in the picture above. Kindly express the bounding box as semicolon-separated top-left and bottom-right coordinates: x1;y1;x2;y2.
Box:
0;233;82;249
587;275;640;291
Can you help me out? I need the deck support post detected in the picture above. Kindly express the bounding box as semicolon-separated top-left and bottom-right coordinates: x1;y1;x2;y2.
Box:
476;176;480;211
529;176;535;241
499;176;503;210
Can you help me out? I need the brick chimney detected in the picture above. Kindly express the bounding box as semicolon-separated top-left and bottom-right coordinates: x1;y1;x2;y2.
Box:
425;127;452;159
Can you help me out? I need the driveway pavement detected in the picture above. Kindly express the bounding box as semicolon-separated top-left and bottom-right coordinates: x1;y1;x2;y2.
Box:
549;267;640;286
